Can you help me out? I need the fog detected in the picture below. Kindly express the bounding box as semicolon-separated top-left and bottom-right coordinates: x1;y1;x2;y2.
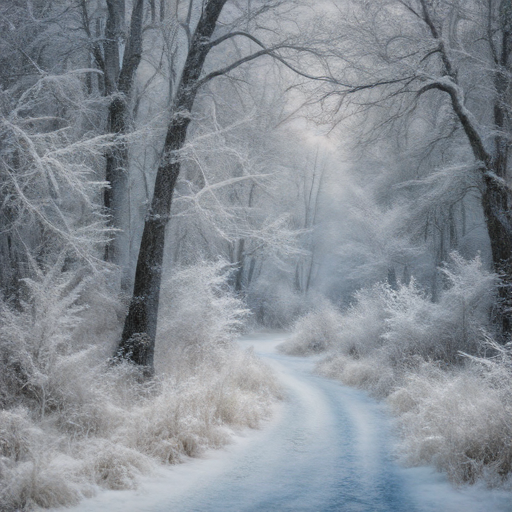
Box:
1;0;512;510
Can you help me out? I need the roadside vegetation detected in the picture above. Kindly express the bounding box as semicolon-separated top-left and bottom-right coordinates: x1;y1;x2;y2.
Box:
0;261;281;510
280;254;512;487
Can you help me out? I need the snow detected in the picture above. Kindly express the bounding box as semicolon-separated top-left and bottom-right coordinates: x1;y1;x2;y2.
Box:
55;332;512;512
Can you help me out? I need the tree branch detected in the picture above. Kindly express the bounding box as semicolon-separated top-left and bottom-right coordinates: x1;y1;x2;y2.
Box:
417;79;490;165
207;30;267;49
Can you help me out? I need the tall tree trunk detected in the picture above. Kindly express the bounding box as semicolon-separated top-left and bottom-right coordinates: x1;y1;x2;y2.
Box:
486;11;512;333
104;99;128;264
232;184;256;293
419;0;512;333
247;257;257;286
481;174;512;332
103;0;144;269
233;238;245;292
81;0;144;269
117;0;229;369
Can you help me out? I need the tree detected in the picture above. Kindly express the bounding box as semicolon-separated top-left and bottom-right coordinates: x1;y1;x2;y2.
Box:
80;0;145;267
318;0;512;332
0;0;112;300
117;0;314;369
0;72;112;283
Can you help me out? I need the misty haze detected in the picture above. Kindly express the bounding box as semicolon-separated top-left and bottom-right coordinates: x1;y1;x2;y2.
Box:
1;1;512;511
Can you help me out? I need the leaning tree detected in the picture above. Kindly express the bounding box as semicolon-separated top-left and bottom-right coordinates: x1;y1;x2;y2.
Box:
116;0;320;370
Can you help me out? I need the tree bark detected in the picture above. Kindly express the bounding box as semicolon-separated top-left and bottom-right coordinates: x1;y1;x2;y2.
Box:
481;173;512;332
418;0;512;332
233;238;245;292
80;0;144;268
487;12;512;332
103;0;145;266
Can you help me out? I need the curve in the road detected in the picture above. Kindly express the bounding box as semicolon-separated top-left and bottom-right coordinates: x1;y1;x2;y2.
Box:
61;332;512;512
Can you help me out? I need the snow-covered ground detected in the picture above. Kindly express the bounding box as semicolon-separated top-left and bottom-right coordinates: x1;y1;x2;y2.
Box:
58;332;512;512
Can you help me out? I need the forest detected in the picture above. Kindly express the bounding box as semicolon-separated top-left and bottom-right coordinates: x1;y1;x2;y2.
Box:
1;0;512;509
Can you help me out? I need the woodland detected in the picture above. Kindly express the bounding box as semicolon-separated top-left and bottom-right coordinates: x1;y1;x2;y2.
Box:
1;0;512;509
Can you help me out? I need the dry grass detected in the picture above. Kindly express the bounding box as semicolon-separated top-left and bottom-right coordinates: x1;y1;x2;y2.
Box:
0;262;282;511
288;255;512;486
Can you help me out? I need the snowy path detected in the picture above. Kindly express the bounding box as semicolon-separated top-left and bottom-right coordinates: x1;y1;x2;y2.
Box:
64;332;512;512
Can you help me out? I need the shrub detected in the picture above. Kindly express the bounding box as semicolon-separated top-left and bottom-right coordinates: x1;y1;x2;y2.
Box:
278;300;343;355
388;356;512;486
0;260;282;510
293;253;512;485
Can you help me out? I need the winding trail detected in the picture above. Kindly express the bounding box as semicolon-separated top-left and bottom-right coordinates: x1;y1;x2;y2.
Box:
66;332;512;512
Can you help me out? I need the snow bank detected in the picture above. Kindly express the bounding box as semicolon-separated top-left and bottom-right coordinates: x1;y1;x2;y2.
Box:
0;261;281;511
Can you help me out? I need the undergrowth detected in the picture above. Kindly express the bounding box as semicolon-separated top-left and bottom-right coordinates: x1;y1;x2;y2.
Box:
282;253;512;487
0;260;281;511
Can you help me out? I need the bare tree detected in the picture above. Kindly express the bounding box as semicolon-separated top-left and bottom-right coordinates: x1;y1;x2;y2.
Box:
117;0;315;369
318;0;512;332
0;0;113;298
80;0;145;265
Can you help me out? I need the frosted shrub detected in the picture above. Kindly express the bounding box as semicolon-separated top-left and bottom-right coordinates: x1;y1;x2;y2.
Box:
123;348;281;465
317;254;495;379
304;286;397;396
278;300;343;355
335;285;390;357
439;253;496;353
311;253;510;484
0;260;282;510
0;408;85;510
388;356;512;485
316;255;495;390
0;256;95;413
381;280;440;363
156;260;249;373
382;254;495;366
280;285;391;358
318;353;396;399
247;280;308;328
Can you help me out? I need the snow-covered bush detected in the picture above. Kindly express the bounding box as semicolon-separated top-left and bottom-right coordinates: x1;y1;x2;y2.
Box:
0;256;96;412
388;352;512;485
247;279;309;328
318;353;396;399
307;253;510;484
314;254;494;394
156;259;249;372
281;283;392;359
278;300;343;355
0;260;282;510
333;285;390;357
382;254;495;366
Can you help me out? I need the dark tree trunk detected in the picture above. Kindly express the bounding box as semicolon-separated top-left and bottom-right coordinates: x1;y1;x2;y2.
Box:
117;0;229;370
233;239;245;292
232;183;256;293
119;116;186;367
485;19;512;333
104;98;128;263
294;262;302;292
80;0;144;266
247;257;257;286
387;267;398;291
103;0;144;265
418;0;512;333
481;177;512;264
481;173;512;333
